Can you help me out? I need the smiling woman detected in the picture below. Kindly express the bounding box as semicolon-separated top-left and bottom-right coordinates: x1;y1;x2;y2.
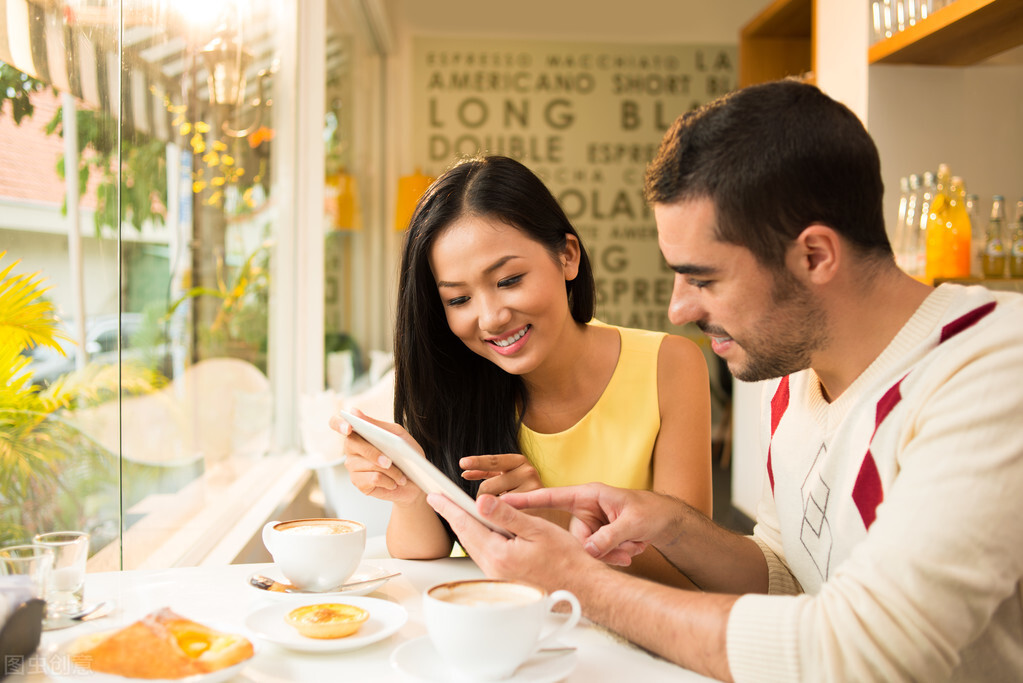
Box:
335;156;713;589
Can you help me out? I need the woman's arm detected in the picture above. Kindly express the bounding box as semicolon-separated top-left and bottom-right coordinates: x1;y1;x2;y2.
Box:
384;494;454;559
619;334;713;589
652;334;713;516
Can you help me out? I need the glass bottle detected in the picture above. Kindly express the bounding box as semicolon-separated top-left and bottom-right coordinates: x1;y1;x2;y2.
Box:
893;176;910;271
905;0;920;26
948;176;973;277
982;195;1007;278
899;174;922;275
966;193;982;278
1010;198;1023;278
882;0;894;38
871;0;885;43
913;171;936;280
925;165;971;282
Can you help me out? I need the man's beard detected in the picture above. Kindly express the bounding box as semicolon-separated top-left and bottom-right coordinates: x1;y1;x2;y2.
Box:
719;269;828;383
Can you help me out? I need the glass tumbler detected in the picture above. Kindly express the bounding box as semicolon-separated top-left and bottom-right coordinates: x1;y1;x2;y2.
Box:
32;531;90;620
0;544;54;601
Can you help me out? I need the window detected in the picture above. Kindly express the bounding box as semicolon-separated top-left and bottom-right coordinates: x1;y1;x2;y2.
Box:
0;0;378;569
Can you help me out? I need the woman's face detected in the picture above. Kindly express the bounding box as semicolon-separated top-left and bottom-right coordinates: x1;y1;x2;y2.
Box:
428;216;580;377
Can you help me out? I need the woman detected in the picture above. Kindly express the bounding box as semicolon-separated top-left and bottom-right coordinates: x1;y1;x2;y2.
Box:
333;155;711;587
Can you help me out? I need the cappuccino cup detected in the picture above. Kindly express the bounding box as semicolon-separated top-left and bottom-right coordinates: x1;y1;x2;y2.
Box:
424;579;581;681
261;518;365;592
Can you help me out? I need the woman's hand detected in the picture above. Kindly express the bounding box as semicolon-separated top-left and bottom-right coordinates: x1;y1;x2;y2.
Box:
329;411;425;507
459;454;543;497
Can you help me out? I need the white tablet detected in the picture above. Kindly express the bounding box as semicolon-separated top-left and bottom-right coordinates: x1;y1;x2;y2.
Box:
337;410;514;539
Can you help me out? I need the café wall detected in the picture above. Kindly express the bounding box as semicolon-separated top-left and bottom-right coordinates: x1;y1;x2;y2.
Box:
378;0;768;310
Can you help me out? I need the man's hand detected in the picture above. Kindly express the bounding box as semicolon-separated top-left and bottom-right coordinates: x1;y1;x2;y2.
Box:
500;484;681;566
427;492;604;591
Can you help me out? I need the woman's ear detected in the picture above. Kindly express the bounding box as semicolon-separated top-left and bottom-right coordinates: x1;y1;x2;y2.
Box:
562;234;582;281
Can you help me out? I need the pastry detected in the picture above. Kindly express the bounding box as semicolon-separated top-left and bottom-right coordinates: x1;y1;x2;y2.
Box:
285;603;369;639
68;607;253;679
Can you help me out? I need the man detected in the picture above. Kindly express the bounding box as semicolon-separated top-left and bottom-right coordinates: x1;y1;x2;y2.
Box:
427;79;1023;682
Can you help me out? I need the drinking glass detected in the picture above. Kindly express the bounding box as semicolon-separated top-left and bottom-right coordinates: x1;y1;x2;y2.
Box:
0;544;54;601
32;531;89;620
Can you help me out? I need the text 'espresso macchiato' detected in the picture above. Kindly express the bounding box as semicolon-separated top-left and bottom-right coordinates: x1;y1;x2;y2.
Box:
262;518;365;592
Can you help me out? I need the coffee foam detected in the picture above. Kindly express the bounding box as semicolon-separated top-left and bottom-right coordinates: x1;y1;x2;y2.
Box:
431;581;541;607
276;520;359;535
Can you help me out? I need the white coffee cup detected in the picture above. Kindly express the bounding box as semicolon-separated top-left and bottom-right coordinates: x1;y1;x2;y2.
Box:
423;579;581;681
261;518;365;592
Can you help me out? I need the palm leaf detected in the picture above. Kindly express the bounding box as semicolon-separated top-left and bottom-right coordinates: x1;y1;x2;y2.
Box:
0;251;71;355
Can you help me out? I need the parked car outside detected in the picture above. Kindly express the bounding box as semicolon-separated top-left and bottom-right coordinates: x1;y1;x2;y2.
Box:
27;313;174;386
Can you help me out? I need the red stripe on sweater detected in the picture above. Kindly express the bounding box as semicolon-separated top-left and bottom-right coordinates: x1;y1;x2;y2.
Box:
771;376;790;435
767;377;791;494
940;301;996;343
874;377;904;435
853;450;883;529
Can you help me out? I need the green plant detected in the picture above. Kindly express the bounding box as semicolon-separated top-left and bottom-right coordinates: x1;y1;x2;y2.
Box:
0;250;81;543
164;240;272;369
44;106;169;235
0;61;50;124
0;251;160;546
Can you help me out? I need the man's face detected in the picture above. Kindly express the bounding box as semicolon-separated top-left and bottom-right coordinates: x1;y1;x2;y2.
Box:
655;197;828;382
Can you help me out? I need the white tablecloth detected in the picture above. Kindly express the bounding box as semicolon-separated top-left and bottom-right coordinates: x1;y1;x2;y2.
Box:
12;557;714;682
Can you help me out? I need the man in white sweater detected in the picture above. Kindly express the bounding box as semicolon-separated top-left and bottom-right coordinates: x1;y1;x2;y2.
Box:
428;79;1023;682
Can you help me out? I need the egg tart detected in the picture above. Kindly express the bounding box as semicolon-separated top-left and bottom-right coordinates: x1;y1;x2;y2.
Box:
285;603;369;639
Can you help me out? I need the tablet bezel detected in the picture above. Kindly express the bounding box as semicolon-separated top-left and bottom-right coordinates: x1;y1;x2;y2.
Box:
337;410;514;539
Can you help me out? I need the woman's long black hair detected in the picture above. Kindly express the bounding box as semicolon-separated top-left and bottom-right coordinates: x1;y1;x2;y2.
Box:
394;155;595;498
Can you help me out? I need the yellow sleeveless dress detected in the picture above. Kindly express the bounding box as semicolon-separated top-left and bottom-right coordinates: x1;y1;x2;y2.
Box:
518;323;665;490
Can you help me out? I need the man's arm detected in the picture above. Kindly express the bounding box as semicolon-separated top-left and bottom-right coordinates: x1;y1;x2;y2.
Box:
429;491;748;681
501;484;769;595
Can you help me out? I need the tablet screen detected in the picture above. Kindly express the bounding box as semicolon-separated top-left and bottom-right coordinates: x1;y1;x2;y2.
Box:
337;410;514;539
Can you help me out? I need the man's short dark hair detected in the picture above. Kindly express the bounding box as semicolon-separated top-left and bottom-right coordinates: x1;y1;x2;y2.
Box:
645;79;891;268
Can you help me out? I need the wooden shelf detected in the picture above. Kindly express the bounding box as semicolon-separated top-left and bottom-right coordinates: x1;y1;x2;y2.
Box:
742;0;812;37
869;0;1023;66
934;277;1023;293
739;0;814;87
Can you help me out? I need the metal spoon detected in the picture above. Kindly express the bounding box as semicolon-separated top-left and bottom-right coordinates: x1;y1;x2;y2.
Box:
249;572;400;594
71;600;114;621
42;600;114;631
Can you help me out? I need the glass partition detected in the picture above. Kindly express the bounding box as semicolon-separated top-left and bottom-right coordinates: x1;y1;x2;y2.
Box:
0;0;334;570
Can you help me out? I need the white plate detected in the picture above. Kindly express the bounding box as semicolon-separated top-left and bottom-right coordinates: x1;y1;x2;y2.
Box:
244;596;407;652
246;563;397;599
390;636;577;683
41;638;252;683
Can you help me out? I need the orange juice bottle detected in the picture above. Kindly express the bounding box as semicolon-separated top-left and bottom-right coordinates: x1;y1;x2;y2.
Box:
925;164;972;281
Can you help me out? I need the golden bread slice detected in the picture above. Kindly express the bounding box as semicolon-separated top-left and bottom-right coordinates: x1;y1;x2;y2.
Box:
69;607;254;678
285;603;369;639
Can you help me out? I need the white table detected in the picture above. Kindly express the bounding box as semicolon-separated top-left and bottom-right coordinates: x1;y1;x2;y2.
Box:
14;558;714;682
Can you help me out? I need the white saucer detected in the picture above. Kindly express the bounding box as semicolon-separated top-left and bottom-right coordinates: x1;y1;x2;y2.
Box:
244;596;407;652
390;636;577;683
246;563;397;599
